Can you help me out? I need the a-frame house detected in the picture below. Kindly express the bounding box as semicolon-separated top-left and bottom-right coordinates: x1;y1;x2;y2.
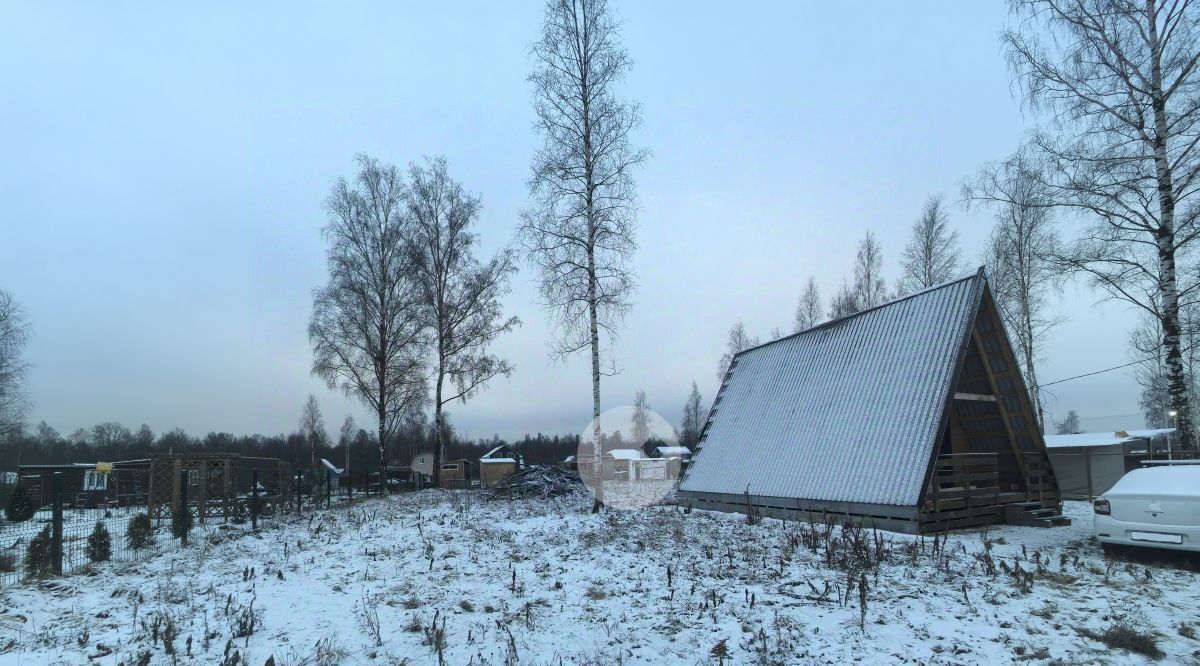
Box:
678;269;1069;533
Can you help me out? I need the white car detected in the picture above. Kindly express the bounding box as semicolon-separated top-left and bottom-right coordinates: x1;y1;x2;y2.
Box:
1094;464;1200;553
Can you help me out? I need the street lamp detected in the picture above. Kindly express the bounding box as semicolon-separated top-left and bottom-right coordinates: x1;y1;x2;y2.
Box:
1168;410;1179;459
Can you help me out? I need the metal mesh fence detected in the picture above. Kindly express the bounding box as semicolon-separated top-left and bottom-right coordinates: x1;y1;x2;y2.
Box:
0;467;396;586
1;471;289;586
0;492;157;585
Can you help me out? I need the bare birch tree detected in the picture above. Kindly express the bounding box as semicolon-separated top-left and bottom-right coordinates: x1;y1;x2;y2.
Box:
339;414;356;474
298;394;327;470
793;277;822;332
1005;0;1200;448
407;157;519;485
896;195;961;295
967;150;1063;430
828;278;859;319
631;389;649;446
678;381;703;449
1054;410;1081;434
853;231;889;309
716;320;759;380
310;155;427;479
520;0;648;511
0;289;29;442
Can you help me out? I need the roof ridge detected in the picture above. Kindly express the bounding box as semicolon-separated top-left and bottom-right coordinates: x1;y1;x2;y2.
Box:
735;267;985;358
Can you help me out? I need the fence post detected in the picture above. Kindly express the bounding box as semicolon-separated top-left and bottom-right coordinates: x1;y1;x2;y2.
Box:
1085;451;1094;501
179;470;189;546
51;472;63;576
347;469;352;502
326;470;332;508
251;468;259;531
295;471;302;515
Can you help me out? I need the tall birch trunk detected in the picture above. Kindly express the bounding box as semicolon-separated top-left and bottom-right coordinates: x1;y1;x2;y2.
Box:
433;354;445;487
1149;7;1193;449
377;409;387;492
1022;304;1044;430
589;251;603;513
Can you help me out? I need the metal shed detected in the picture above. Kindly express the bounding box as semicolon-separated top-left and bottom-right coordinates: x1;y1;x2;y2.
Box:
1044;429;1178;499
678;269;1068;533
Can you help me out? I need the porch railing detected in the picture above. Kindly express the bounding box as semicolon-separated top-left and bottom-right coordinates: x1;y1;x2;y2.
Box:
928;453;999;511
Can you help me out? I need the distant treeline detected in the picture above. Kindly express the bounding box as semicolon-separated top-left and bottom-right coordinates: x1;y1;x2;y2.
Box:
0;420;595;472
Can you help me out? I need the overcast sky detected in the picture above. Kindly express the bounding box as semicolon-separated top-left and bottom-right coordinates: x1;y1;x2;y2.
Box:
0;1;1147;441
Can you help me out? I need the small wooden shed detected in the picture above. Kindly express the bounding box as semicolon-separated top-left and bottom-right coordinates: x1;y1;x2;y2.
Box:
606;449;644;480
479;458;517;488
438;459;473;489
319;458;344;489
479;444;525;488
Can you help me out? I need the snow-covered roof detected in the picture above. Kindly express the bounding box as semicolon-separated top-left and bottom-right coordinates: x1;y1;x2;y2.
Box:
1124;428;1175;439
1044;428;1178;449
319;458;344;474
563;455;576;463
1105;465;1200;498
681;272;987;507
653;446;692;456
479;458;517;464
607;449;643;461
482;445;523;459
1044;433;1136;449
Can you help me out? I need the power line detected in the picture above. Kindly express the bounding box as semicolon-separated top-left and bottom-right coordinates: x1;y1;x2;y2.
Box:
1030;339;1200;392
1032;358;1151;390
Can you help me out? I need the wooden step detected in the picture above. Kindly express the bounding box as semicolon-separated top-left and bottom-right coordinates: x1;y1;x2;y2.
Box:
1003;503;1072;528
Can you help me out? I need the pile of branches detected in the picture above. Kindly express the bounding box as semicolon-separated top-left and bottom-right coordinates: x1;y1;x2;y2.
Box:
486;465;584;500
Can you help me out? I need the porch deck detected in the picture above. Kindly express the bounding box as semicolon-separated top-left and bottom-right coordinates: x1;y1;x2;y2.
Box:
921;453;1065;532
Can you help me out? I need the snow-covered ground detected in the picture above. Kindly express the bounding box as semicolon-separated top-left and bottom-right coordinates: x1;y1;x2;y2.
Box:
1;492;1198;665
